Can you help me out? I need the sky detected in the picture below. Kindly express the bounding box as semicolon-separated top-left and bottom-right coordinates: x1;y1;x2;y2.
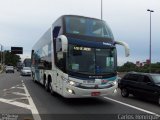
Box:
0;0;159;65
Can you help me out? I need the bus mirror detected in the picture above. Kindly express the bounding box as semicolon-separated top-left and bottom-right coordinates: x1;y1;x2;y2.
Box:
53;26;61;39
115;41;130;57
58;35;68;52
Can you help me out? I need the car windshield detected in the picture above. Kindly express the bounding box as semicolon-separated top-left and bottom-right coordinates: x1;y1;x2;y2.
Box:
67;44;116;75
65;16;114;39
6;66;13;68
23;67;31;70
151;75;160;84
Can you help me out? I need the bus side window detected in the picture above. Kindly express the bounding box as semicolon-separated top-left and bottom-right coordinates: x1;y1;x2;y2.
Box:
56;38;62;52
56;52;66;72
55;36;66;71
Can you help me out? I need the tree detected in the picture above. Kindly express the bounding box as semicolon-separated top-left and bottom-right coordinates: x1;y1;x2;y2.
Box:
123;62;136;68
118;61;136;72
4;51;21;66
118;61;160;73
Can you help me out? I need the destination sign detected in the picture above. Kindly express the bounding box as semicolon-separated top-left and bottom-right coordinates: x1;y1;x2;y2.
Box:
73;47;91;51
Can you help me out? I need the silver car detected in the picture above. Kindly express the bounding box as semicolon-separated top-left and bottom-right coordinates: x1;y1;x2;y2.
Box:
21;67;31;76
5;66;14;73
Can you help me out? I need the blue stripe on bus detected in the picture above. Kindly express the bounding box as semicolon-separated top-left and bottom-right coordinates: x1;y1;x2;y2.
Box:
104;76;117;81
68;37;114;48
69;75;117;81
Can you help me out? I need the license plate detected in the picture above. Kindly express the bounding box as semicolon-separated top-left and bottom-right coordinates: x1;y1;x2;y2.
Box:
91;92;101;96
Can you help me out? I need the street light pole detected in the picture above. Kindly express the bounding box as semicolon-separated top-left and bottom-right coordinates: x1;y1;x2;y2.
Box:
0;44;3;65
147;9;154;73
101;0;103;20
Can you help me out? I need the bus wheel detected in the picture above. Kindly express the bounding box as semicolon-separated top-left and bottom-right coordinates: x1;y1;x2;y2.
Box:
45;80;49;92
32;74;36;82
49;82;54;95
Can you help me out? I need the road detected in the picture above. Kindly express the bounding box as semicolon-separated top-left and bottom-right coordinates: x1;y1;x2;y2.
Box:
0;71;160;120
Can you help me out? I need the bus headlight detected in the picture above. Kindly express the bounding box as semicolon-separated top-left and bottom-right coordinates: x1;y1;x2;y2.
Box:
68;80;81;87
111;81;117;85
61;76;81;87
69;80;76;86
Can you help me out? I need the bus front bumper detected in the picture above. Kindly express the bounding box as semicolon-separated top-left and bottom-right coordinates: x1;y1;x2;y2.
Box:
63;83;118;98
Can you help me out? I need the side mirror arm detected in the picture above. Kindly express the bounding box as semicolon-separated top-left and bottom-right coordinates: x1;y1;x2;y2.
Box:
114;41;130;57
57;35;68;52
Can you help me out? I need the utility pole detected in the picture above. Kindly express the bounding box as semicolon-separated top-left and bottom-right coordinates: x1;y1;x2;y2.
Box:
101;0;103;20
147;9;154;73
0;44;2;65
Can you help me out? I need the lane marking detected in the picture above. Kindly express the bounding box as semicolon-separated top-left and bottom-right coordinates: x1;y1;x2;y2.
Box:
22;80;42;120
3;84;23;91
104;97;160;117
0;98;30;109
16;87;24;89
10;97;28;101
1;81;41;120
12;92;28;96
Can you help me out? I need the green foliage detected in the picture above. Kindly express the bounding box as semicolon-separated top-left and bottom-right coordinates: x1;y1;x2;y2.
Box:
118;61;160;73
4;51;21;66
118;61;137;72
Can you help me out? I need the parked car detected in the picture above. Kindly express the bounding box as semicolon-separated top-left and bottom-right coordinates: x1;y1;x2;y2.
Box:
118;72;160;104
20;67;31;76
5;66;14;73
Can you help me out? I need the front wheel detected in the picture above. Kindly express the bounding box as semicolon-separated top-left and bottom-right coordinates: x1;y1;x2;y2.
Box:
121;88;129;97
45;80;50;92
49;82;55;95
32;74;36;82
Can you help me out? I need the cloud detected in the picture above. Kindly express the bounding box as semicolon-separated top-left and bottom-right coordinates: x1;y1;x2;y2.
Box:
0;0;160;64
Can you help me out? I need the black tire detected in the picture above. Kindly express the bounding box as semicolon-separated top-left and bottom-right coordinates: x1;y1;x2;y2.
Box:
49;81;55;95
32;74;36;83
121;88;129;97
45;80;50;92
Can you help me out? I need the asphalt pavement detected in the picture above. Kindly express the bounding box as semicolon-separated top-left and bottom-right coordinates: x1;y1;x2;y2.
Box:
0;71;160;120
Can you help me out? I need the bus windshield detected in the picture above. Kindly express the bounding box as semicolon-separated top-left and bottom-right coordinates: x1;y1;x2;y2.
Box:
68;44;116;75
65;16;114;39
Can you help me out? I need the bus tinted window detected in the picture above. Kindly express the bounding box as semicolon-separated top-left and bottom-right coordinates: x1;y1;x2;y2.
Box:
65;16;114;39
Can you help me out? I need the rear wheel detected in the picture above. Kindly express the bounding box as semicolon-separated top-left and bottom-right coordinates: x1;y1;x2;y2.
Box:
121;88;129;97
45;80;50;92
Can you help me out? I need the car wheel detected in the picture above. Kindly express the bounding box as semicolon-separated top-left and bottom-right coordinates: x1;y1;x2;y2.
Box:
121;88;129;97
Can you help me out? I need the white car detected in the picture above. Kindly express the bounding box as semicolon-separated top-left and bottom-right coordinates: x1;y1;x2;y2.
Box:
5;66;14;73
21;67;31;76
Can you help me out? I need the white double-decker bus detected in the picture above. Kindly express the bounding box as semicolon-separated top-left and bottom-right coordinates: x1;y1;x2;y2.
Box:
31;15;129;98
